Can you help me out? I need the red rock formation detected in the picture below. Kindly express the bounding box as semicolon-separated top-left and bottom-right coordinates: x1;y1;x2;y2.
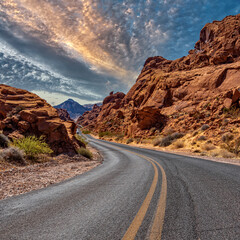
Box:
0;85;84;155
79;14;240;140
77;104;101;130
56;108;73;121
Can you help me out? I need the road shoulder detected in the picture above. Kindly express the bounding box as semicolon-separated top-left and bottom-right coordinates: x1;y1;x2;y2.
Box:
0;146;103;200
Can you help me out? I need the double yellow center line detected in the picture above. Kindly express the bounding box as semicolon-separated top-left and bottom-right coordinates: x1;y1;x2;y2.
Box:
121;150;167;240
98;141;167;239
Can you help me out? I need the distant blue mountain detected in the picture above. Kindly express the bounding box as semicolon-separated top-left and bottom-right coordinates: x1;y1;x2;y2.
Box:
54;99;101;119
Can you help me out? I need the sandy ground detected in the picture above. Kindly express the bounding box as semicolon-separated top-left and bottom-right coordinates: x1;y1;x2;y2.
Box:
128;142;240;166
92;134;240;166
0;147;102;200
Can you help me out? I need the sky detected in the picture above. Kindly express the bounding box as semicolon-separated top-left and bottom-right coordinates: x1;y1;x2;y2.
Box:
0;0;239;105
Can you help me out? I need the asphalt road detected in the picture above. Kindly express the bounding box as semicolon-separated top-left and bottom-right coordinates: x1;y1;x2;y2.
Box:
0;137;240;240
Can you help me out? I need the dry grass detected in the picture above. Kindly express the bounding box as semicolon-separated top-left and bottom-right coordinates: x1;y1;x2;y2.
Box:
77;147;93;159
210;149;235;158
0;147;25;165
126;138;133;144
201;143;216;151
141;139;153;144
152;137;163;146
172;139;185;149
152;132;184;147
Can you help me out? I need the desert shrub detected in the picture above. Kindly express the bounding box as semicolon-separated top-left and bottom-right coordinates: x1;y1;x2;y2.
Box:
201;124;210;131
158;135;173;147
13;136;53;160
200;152;207;156
164;127;175;136
77;147;92;159
135;138;141;144
99;131;113;138
223;106;240;118
158;132;184;147
197;135;207;141
222;119;229;126
152;137;163;146
115;134;124;142
126;138;133;144
81;129;91;134
171;132;184;139
192;131;198;137
0;134;10;148
141;139;152;144
212;149;235;158
234;137;240;155
0;147;25;165
75;134;88;146
202;143;216;151
221;132;234;143
172;140;184;149
193;149;201;153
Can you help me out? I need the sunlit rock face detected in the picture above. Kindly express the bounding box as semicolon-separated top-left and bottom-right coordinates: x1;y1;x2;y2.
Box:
79;14;240;141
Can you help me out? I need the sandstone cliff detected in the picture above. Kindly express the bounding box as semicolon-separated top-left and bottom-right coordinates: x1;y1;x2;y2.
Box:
0;85;84;155
78;14;240;145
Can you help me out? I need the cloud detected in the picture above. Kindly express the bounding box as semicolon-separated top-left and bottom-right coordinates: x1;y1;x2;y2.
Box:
0;0;239;104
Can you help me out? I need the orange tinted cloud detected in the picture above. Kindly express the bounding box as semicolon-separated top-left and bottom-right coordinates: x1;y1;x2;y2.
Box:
0;0;167;84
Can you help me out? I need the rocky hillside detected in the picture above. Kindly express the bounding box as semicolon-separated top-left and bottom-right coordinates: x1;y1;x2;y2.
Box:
83;102;102;112
56;108;73;121
0;85;84;155
79;14;240;148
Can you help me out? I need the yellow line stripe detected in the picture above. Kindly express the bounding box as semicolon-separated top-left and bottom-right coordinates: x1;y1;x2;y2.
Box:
149;159;167;240
122;153;159;240
96;142;167;240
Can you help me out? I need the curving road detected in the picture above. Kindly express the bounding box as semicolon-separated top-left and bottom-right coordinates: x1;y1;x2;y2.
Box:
0;136;240;240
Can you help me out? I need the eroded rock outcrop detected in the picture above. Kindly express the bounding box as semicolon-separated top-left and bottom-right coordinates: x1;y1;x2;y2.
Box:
56;108;73;121
79;14;240;140
0;85;84;155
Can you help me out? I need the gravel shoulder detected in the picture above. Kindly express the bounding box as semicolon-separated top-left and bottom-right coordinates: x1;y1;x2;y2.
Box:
0;146;102;200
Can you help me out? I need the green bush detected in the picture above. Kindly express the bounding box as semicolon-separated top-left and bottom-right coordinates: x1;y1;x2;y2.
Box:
81;129;91;134
75;134;88;146
99;131;113;138
13;136;53;160
0;147;25;165
0;134;10;148
78;147;92;159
